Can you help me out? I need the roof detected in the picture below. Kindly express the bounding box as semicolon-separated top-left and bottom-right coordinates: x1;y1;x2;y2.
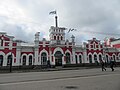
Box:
21;42;35;47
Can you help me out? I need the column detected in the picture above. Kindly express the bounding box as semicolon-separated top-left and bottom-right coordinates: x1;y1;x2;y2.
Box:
16;48;21;66
83;49;88;63
34;47;39;65
72;48;76;64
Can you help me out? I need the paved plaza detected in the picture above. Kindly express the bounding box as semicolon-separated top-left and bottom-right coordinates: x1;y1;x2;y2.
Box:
0;67;120;90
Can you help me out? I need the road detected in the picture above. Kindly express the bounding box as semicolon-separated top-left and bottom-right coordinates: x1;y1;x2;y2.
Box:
0;67;120;90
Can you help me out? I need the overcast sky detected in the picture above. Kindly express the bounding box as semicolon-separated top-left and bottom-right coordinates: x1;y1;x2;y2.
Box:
0;0;120;45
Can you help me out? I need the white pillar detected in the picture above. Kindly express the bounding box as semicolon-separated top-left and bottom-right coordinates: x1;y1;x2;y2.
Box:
3;55;6;66
34;47;39;65
83;49;88;63
62;54;65;65
16;48;21;66
49;48;52;65
26;56;29;66
52;55;55;65
72;48;76;64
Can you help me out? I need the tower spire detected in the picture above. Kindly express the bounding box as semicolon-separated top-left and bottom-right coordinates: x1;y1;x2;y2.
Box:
55;15;58;27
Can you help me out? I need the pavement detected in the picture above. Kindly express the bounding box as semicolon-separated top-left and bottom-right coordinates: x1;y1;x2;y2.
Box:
0;66;118;73
0;66;96;73
0;67;120;90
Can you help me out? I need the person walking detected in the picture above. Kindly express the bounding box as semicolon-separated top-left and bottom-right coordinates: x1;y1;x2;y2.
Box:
110;60;115;71
100;60;106;71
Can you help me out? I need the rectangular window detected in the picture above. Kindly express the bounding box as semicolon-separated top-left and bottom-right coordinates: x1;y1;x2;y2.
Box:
14;59;16;63
91;45;93;48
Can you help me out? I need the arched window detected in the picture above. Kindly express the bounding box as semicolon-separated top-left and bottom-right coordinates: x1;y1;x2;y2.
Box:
7;55;12;66
61;36;63;40
89;55;92;63
94;54;97;62
75;55;78;64
79;55;82;63
54;36;56;40
23;56;26;65
41;52;47;65
99;54;102;61
66;53;70;64
29;55;32;65
113;55;116;61
106;55;109;63
57;36;59;40
0;55;3;66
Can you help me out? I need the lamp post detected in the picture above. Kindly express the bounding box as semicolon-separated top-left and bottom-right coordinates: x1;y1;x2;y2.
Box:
9;39;13;73
9;52;12;72
32;47;35;69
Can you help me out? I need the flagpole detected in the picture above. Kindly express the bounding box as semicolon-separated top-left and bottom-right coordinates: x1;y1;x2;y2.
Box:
49;10;58;27
55;15;58;28
55;10;58;28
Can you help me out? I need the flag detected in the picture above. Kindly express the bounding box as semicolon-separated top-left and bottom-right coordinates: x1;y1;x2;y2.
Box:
68;28;77;33
49;11;56;15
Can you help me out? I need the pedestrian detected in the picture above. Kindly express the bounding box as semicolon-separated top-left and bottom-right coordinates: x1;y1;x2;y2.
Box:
110;60;115;71
100;60;106;71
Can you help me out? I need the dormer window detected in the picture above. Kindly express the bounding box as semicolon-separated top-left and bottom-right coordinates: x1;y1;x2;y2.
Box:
94;43;96;49
91;45;93;48
0;39;3;46
96;45;98;48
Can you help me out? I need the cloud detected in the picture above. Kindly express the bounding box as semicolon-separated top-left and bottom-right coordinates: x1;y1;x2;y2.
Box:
58;0;120;43
0;0;120;44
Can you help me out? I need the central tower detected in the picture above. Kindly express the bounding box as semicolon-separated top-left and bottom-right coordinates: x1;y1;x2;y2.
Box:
49;15;66;45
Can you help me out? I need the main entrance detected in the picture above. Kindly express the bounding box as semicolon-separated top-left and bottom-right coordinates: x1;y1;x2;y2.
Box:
54;51;63;66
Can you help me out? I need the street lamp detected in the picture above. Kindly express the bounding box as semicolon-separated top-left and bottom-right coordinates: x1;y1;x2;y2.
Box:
32;47;35;69
9;52;12;72
9;39;13;72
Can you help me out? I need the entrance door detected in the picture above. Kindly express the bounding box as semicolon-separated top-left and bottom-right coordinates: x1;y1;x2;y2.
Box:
54;51;63;66
55;57;62;66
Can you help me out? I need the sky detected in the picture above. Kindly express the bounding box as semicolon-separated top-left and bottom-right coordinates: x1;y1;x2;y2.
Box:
0;0;120;45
